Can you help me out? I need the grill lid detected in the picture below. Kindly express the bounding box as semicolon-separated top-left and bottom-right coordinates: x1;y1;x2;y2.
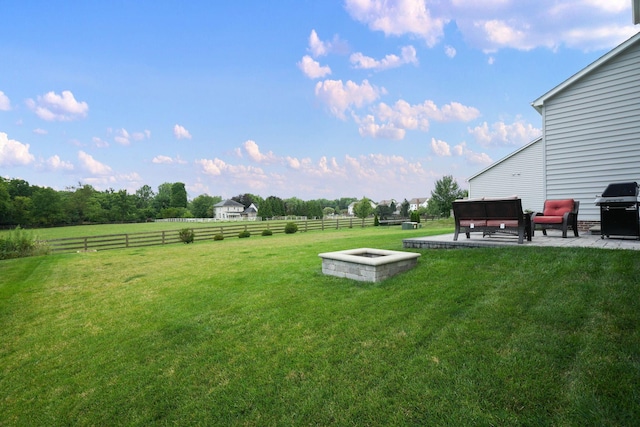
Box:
601;182;639;197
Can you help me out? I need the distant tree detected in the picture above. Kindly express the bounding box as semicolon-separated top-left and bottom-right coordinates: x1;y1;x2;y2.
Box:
400;199;410;217
265;195;285;217
306;200;323;219
427;175;467;218
232;193;262;209
323;207;335;217
31;187;64;226
153;183;172;212
375;203;394;220
170;182;188;208
190;194;221;218
0;180;11;224
353;197;374;220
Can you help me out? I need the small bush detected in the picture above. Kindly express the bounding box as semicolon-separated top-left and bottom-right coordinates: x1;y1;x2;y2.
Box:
213;234;224;241
0;226;49;259
178;228;195;244
374;214;380;226
284;222;298;234
238;230;251;238
261;229;273;236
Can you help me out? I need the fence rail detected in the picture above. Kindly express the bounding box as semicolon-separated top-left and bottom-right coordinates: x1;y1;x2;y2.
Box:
45;217;375;253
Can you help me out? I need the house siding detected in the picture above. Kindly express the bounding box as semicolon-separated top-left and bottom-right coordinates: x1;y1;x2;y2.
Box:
468;138;544;212
543;43;640;221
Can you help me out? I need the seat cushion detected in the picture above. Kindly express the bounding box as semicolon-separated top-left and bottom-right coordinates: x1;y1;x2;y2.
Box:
543;199;574;216
459;220;487;227
534;215;564;224
487;220;519;227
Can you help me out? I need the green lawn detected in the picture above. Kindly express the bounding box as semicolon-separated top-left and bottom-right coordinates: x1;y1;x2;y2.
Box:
1;226;639;426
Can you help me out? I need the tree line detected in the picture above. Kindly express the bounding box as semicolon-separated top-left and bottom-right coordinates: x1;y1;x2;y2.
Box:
0;178;359;228
0;175;466;228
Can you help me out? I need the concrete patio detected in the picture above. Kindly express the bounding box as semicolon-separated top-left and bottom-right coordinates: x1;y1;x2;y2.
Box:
403;229;640;251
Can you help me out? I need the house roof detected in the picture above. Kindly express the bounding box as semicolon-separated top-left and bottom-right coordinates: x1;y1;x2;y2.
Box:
214;199;245;208
467;136;542;181
409;198;428;204
531;31;640;113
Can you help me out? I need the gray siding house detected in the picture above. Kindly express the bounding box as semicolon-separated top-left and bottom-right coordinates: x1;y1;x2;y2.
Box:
468;136;544;213
469;31;640;223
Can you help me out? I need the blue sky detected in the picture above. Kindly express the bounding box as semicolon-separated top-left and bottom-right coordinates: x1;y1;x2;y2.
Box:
1;0;638;202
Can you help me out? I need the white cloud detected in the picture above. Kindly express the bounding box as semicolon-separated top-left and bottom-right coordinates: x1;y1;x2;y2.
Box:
355;114;406;140
173;124;192;140
345;0;447;47
78;151;112;175
453;142;493;165
0;91;11;111
112;128;150;145
33;128;48;135
469;120;541;147
431;138;451;156
298;55;332;79
26;90;88;121
450;0;637;52
45;155;74;171
92;137;109;148
314;79;383;119
350;45;418;71
0;132;35;166
444;45;457;58
243;140;277;164
114;128;130;145
307;29;348;57
152;155;186;165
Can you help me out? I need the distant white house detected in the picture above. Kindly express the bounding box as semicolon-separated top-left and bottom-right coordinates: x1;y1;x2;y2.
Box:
468;31;640;223
242;203;259;219
213;199;245;220
409;198;429;212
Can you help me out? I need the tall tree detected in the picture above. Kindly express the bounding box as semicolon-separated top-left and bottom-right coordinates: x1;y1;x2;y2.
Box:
427;175;467;218
190;194;221;218
154;183;172;212
170;182;188;208
400;199;410;217
353;197;374;219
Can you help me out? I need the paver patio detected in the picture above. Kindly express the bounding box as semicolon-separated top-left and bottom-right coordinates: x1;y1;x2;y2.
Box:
403;230;640;251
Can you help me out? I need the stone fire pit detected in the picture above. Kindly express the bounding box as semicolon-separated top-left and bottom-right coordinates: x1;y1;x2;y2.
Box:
318;248;421;282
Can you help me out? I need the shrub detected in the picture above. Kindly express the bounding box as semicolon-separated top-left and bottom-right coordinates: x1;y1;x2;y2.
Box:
238;230;251;238
374;214;380;226
284;222;298;234
0;226;49;259
213;234;224;241
261;229;273;236
178;228;195;244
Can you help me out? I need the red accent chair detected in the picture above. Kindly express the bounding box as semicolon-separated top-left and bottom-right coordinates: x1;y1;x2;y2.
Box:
532;199;579;238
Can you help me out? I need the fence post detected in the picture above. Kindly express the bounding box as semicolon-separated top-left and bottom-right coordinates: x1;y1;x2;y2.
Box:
84;237;88;252
162;231;165;245
126;234;129;248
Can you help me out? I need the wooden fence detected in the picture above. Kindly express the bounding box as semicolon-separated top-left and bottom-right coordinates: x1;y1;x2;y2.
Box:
45;217;375;254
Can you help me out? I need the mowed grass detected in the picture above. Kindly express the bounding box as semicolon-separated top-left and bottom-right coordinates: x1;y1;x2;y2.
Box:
1;226;639;426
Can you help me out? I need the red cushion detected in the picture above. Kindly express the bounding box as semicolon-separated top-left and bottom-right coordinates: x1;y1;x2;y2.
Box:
487;220;519;227
543;199;574;216
459;220;486;227
534;215;563;224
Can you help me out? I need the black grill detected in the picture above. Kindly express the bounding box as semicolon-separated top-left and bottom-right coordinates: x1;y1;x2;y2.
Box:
594;182;640;239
